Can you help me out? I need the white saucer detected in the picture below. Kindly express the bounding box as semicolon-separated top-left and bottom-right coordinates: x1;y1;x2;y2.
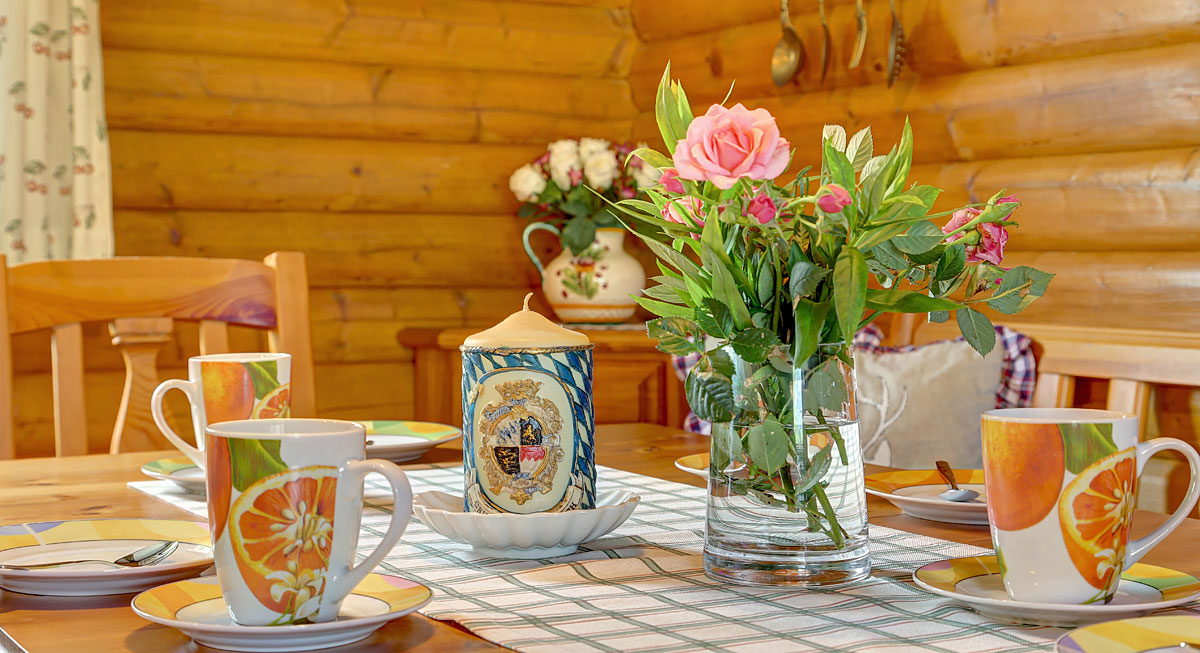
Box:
413;490;639;559
132;574;433;652
363;419;461;463
864;468;989;525
0;519;212;596
141;456;207;494
914;555;1200;627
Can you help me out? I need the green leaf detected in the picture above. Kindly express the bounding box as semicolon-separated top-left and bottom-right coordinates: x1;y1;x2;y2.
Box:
822;124;847;152
644;235;702;280
246;361;280;400
792;446;833;493
1059;423;1118;475
516;204;538;218
803;361;848;413
865;289;962;313
871;241;908;271
846;127;873;172
702;244;752;329
907;244;946;266
561;216;596;255
560;201;590;218
988;266;1054;314
935;244;967;281
822;139;855;192
789;261;828;301
833;248;867;345
746;419;790;475
859;154;889;184
642;283;687;304
729;328;781;363
708;348;735;377
633;295;694;318
229;437;289;492
695;298;734;339
655;65;680;154
893;220;945;255
929;310;950;323
627;147;672;170
647;317;702;355
885;119;915;198
756;256;774;306
685;370;735;422
956;307;996;356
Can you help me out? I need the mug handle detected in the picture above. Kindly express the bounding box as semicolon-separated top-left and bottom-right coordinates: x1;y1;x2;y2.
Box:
1126;437;1200;566
317;459;413;623
150;379;205;468
522;222;560;281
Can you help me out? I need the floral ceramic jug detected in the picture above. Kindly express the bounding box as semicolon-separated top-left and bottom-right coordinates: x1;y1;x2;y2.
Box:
522;224;645;324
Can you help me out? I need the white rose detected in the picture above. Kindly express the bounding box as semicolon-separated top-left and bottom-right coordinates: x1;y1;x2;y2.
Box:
547;139;581;189
579;137;611;162
583;150;618;189
631;161;661;189
508;163;547;202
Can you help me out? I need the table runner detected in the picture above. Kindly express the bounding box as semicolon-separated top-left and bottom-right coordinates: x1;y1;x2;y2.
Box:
130;467;1197;652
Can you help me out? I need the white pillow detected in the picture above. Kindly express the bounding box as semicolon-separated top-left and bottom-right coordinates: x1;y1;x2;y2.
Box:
855;339;1004;469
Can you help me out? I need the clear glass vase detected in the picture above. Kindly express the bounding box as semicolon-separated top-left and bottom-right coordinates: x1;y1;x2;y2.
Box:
703;342;871;586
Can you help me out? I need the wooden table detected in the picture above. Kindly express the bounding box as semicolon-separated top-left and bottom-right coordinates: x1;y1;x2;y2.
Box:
1;423;1196;652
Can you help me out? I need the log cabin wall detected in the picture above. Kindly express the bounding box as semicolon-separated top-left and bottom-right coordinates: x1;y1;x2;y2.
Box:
10;1;639;457
627;0;1200;441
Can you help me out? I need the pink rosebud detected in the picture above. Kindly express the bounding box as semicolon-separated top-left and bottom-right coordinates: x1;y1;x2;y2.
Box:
746;194;778;225
658;168;685;194
942;206;1010;265
816;184;852;213
534;151;550;166
997;194;1019;204
941;207;980;243
661;196;706;237
672;103;790;190
618;186;636;199
569;168;583;186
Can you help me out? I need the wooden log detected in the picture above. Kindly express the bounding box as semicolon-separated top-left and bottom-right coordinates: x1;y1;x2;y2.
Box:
629;0;1200;105
109;131;543;214
103;50;636;141
114;210;546;288
914;148;1200;252
633;42;1200;165
100;0;636;77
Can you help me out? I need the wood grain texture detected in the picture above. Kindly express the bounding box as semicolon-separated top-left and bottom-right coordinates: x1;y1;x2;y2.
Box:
100;0;636;77
265;252;317;418
1;428;1198;651
108;318;174;453
50;323;87;457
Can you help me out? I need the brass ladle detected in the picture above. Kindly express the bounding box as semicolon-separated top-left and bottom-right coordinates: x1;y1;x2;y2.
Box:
771;0;805;87
818;0;831;84
849;0;867;69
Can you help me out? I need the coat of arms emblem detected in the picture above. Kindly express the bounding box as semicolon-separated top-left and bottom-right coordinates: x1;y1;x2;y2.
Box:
477;379;565;505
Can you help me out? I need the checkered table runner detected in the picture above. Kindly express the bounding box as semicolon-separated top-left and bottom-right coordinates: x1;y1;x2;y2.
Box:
128;467;1192;652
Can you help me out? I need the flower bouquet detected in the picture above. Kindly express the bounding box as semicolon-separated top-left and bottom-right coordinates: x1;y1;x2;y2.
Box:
609;66;1053;586
511;138;659;323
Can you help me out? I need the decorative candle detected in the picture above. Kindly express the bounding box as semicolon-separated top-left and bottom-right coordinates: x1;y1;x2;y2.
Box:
461;294;596;514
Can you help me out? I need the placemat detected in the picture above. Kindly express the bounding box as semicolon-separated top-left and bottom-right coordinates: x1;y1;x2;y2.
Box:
129;466;1191;652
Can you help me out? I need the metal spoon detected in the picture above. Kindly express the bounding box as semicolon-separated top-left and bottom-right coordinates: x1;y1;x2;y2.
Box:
818;0;832;84
0;540;179;570
935;460;980;502
771;0;805;87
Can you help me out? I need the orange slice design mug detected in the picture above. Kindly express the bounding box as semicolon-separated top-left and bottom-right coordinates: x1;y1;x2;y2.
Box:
981;408;1200;604
205;418;413;626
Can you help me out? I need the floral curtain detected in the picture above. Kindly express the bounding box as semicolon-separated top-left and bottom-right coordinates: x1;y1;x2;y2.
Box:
0;0;112;263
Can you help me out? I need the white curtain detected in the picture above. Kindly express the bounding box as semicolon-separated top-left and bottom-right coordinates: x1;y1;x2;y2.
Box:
0;0;112;263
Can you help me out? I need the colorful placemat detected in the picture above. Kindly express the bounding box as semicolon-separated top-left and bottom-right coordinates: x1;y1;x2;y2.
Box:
129;467;1199;652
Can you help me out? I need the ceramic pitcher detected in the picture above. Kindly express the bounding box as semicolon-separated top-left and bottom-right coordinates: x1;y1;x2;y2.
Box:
522;223;644;324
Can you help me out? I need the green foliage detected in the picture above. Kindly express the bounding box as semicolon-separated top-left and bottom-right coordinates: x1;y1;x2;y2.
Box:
686;368;735;422
833;247;867;346
864;289;961;313
988;266;1054;314
647;317;702;355
746;419;790;475
956;307;996;356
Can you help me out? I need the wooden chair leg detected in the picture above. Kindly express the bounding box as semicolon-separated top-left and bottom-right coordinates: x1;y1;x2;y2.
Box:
1032;372;1074;408
109;318;174;453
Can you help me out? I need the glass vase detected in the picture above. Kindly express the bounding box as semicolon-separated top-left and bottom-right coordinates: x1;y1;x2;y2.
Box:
703;342;871;586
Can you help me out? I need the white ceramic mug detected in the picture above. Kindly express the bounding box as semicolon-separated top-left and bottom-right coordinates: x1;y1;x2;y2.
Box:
982;408;1200;604
205;418;413;626
151;353;291;469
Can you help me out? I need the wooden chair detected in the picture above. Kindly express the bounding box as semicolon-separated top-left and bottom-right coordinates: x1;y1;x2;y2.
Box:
895;315;1200;513
0;252;316;459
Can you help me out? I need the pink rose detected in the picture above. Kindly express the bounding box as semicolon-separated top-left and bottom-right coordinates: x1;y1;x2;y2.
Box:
658;168;685;194
568;168;583;186
816;184;852;214
672;103;790;190
747;194;778;224
662;196;706;236
942;205;1011;265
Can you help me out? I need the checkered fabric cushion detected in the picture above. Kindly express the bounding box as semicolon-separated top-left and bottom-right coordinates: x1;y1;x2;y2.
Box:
673;324;1035;434
129;465;1185;652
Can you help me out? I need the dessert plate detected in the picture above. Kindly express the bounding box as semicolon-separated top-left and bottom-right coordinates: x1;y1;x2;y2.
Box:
132;574;432;652
0;518;212;596
1056;615;1200;652
865;468;988;525
674;453;708;479
914;555;1200;628
142;420;462;492
413;489;639;559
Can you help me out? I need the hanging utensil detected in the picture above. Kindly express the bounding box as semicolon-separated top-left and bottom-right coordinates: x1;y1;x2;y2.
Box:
935;460;981;503
887;0;908;87
770;0;806;87
818;0;831;84
849;0;867;69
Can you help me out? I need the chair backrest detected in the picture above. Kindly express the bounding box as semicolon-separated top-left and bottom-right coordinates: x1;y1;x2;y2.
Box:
894;315;1200;513
0;252;316;459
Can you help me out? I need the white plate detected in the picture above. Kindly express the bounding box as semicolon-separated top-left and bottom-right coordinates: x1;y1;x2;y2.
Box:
864;468;989;525
132;574;433;652
914;555;1200;628
141;456;207;494
413;490;639;558
0;519;212;596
